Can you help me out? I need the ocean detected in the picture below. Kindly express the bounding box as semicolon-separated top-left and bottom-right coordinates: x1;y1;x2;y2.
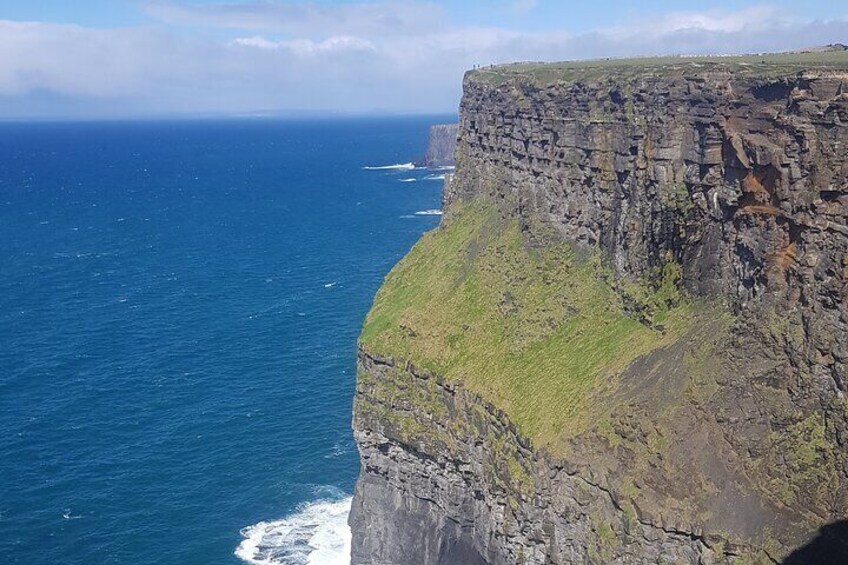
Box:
0;117;448;564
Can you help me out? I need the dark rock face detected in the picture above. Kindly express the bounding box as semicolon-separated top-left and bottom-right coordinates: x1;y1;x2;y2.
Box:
350;352;724;564
449;70;848;530
422;124;459;168
449;70;848;329
352;63;848;564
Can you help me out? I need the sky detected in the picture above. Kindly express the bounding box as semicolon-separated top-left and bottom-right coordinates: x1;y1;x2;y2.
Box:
0;0;847;118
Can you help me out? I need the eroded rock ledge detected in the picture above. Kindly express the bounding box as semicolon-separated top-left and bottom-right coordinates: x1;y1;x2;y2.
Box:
351;350;741;565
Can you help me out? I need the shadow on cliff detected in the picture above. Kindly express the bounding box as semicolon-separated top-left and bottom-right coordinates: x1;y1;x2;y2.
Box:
784;521;848;564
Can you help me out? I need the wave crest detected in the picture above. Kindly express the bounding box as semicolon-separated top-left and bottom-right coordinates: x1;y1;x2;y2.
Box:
362;162;416;171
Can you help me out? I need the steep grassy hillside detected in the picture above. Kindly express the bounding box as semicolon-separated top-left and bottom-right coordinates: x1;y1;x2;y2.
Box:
361;200;705;450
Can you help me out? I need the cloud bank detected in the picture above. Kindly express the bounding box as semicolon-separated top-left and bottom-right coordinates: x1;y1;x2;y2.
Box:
0;2;846;118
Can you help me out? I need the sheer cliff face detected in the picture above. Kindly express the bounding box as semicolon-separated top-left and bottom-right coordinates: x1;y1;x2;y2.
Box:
423;124;459;168
352;58;848;565
450;68;847;343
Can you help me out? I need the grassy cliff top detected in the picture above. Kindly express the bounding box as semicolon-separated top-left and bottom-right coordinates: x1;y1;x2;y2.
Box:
468;47;848;86
360;200;714;451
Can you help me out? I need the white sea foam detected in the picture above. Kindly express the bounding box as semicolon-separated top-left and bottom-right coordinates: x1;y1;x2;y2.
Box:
235;497;352;565
398;178;417;183
414;210;443;216
429;166;455;171
362;162;416;171
424;174;446;181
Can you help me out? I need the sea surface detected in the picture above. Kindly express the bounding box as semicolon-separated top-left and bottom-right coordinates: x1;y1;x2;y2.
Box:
0;117;449;564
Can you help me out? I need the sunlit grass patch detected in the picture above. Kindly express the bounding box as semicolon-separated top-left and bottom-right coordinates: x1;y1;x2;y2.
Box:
361;200;699;450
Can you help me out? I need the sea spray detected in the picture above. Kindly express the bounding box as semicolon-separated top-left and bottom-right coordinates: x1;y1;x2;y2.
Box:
236;497;352;565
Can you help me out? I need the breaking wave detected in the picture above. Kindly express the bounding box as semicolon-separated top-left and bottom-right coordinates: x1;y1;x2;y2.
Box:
362;162;416;171
414;210;443;216
235;497;352;565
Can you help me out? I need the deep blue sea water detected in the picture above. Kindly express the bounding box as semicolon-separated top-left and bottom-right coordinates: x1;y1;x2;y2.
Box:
0;117;448;564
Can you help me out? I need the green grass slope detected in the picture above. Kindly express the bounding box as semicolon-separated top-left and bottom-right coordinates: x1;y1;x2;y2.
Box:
360;200;704;452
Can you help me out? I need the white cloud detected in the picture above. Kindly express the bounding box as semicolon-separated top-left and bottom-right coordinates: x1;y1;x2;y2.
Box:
232;35;377;54
633;5;795;37
0;5;847;118
0;21;182;98
651;5;780;34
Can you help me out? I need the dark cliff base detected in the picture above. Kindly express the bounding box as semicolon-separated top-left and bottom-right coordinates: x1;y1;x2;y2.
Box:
352;52;848;564
351;471;488;565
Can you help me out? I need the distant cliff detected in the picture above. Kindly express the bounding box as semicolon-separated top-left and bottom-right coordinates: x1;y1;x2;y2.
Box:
351;52;848;564
421;123;458;168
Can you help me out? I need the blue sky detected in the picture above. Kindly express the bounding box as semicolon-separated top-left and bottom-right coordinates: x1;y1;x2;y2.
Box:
0;1;846;118
1;1;845;32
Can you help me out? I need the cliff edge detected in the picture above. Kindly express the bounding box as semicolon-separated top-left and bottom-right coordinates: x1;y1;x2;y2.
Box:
351;52;848;564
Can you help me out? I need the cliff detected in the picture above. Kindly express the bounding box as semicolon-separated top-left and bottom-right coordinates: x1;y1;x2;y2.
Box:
421;123;459;168
351;52;848;564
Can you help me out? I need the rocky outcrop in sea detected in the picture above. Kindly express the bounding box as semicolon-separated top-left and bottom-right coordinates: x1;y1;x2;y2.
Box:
420;123;459;168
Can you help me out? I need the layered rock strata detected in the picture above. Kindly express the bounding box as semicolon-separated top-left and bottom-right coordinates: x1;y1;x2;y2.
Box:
352;55;848;564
